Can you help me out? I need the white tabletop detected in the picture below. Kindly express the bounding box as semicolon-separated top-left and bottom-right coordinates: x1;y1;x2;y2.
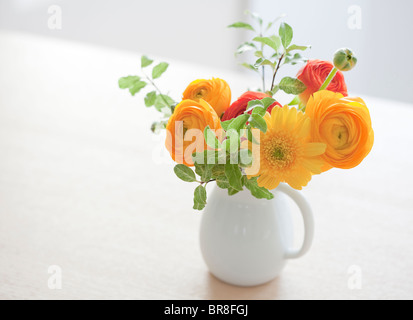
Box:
0;31;412;300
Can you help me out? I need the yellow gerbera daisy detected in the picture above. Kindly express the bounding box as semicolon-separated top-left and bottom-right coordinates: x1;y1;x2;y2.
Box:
245;106;327;190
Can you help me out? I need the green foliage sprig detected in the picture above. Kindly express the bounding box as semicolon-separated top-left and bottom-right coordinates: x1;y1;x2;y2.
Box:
118;14;362;212
119;56;177;133
173;99;277;210
229;11;311;97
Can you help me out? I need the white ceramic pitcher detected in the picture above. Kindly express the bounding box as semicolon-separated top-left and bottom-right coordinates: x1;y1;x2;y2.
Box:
200;183;314;287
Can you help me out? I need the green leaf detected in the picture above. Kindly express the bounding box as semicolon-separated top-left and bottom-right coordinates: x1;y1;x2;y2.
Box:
239;149;253;167
195;163;213;182
221;119;233;131
216;150;228;164
216;175;230;189
193;151;209;165
243;177;274;200
266;86;280;97
270;35;282;51
271;51;279;59
241;63;259;73
279;22;293;48
235;42;256;55
193;185;207;210
246;99;264;113
216;174;242;196
223;129;240;154
228;187;240;196
254;51;264;58
249;114;267;133
144;91;157;107
228;114;249;132
288;96;300;106
246;127;260;144
193;150;226;166
251;107;266;117
228;22;255;31
151;121;167;134
284;52;307;65
118;76;147;96
253;36;280;52
129;82;146;95
254;58;264;68
141;55;154;68
229;150;239;164
270;85;280;96
279;77;307;95
174;164;196;182
154;94;175;112
193;202;205;211
204;126;219;149
211;165;226;178
287;44;311;52
222;139;230;154
119;76;140;88
224;164;243;191
261;97;276;109
255;59;276;68
152;62;169;79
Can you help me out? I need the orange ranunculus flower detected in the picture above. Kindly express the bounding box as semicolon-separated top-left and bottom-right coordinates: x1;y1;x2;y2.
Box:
182;78;231;117
306;90;374;171
165;99;222;166
297;60;348;104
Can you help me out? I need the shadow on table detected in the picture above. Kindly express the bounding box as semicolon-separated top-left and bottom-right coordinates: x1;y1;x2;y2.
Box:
204;272;281;300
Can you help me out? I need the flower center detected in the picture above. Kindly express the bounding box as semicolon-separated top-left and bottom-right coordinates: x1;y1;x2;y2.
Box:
273;148;285;160
180;119;190;137
331;124;349;149
196;88;207;98
263;134;297;170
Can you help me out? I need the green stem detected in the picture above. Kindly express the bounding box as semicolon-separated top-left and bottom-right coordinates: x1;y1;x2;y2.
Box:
142;69;174;110
270;53;285;91
261;57;265;92
319;67;338;91
259;28;265;92
201;179;216;186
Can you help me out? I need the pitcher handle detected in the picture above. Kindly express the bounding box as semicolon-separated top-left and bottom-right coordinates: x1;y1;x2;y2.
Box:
276;183;314;260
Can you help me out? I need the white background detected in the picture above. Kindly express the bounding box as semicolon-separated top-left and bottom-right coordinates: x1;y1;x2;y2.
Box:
0;0;412;103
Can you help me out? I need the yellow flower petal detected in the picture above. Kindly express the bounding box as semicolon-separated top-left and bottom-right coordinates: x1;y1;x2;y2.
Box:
249;105;327;190
258;174;281;190
302;143;327;157
286;172;308;190
285;107;298;131
301;158;325;174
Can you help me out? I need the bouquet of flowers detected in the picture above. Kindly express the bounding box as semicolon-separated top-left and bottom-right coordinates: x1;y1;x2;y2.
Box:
119;13;374;211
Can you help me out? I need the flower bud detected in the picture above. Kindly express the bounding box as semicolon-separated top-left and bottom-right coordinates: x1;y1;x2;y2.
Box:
333;48;357;72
